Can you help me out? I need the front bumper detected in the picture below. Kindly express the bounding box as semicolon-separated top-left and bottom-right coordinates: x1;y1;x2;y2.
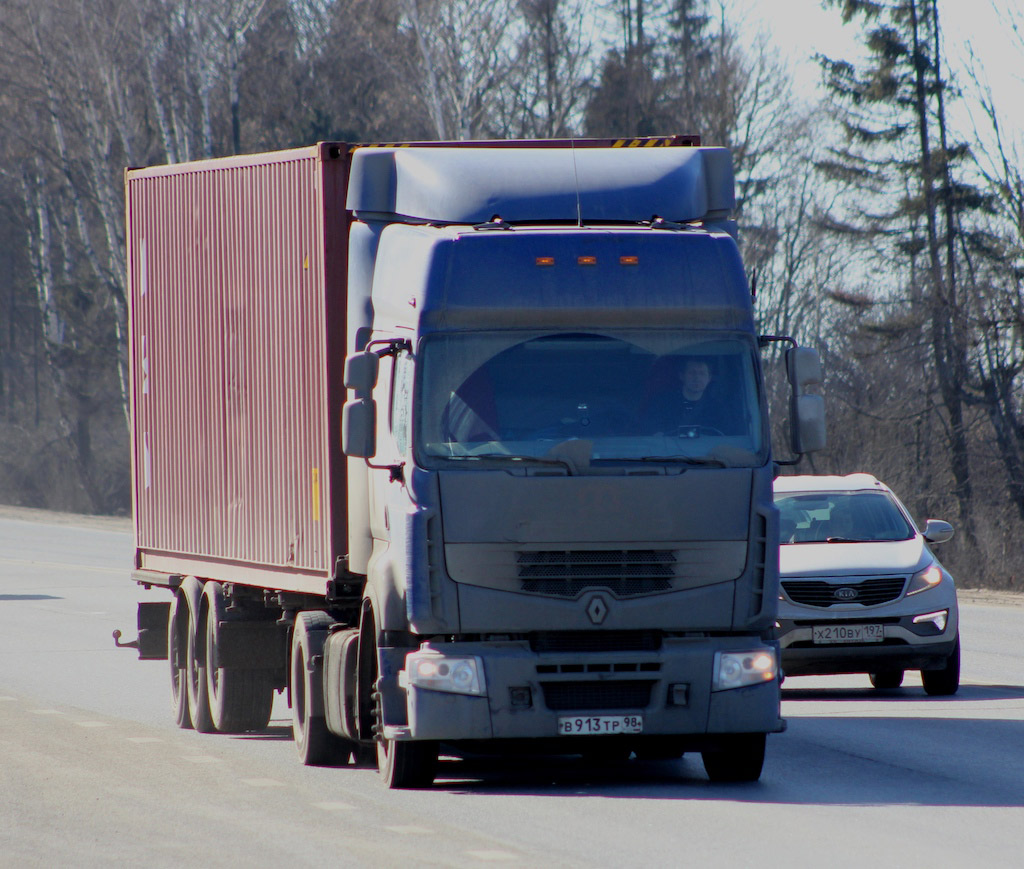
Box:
383;636;785;744
775;612;958;676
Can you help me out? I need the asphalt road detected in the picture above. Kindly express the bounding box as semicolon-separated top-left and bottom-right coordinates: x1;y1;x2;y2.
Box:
1;508;1023;867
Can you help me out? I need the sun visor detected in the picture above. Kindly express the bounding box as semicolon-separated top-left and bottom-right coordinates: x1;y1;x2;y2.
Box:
346;146;734;225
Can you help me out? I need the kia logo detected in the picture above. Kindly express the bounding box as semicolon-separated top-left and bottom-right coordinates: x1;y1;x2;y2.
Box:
834;587;858;601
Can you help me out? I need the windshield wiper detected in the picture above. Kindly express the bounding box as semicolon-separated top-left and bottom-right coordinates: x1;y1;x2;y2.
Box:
825;536;867;543
638;455;728;467
446;453;576;474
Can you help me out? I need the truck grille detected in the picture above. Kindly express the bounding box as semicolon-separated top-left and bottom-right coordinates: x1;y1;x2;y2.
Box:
517;550;674;597
540;680;655;711
530;631;661;653
782;576;907;607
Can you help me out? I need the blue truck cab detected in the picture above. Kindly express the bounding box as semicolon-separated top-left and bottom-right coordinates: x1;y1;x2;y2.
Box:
339;142;825;785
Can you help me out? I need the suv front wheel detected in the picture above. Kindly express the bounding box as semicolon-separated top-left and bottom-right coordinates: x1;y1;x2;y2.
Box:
921;635;960;696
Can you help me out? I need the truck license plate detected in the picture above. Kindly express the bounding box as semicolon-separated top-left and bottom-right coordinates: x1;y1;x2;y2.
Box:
558;715;643;736
812;624;883;644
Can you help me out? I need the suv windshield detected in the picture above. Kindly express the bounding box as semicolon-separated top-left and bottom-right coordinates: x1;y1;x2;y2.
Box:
417;330;766;468
775;491;915;543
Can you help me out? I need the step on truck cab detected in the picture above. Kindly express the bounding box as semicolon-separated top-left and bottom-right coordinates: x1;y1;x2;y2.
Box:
120;137;825;787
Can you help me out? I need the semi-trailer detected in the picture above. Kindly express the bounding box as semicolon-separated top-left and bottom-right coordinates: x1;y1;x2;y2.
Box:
117;137;825;787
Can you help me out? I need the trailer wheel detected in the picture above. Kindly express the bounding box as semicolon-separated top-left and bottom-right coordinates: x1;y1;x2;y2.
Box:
168;590;191;729
203;582;273;733
701;733;765;783
182;577;215;733
372;630;437;789
291;611;353;766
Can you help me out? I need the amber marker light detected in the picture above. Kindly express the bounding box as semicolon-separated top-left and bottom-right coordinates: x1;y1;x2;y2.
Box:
577;255;597;266
620;255;639;266
535;256;555;267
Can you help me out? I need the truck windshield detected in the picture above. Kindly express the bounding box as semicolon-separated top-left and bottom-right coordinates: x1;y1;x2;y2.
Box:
416;331;766;468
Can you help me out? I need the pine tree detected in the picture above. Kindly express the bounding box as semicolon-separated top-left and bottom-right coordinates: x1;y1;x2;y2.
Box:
818;0;989;542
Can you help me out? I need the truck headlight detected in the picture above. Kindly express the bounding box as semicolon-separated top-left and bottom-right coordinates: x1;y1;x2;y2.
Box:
713;649;777;691
400;649;487;696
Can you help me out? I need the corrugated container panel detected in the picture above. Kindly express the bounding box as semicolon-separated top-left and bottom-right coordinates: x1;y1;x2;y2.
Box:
126;146;347;591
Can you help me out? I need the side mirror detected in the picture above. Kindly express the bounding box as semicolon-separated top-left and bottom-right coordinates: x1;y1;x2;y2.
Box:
786;346;822;390
344;351;379;397
923;519;954;544
342;398;376;458
791;394;826;454
785;346;826;455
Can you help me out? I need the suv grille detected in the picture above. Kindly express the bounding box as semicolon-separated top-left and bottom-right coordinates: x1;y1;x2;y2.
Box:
540;680;655;711
518;550;674;597
782;576;906;607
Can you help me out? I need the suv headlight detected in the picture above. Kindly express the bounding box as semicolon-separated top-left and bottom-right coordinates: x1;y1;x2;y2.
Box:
907;564;943;596
713;649;777;691
400;649;486;696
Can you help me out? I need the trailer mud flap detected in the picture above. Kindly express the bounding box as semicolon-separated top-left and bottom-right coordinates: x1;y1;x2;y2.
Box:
113;601;171;660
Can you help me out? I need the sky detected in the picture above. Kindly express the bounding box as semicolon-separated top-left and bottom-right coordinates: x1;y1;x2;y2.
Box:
733;0;1024;148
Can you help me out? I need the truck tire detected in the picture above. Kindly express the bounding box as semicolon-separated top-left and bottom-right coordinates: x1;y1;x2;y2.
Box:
701;733;765;783
182;577;215;733
291;611;354;766
377;735;439;789
869;670;904;689
203;582;273;733
168;590;191;729
371;628;437;789
922;635;960;696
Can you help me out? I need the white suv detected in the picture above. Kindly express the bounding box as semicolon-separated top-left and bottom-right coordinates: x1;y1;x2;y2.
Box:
773;473;960;695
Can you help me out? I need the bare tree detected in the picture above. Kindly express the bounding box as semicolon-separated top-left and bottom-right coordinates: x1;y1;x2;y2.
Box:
493;0;595;138
403;0;520;140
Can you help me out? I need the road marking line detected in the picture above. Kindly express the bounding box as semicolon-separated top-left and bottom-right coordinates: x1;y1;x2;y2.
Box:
181;755;223;764
75;721;110;728
240;778;285;788
312;801;357;811
126;737;163;743
466;851;518;862
0;557;124;575
0;696;17;702
385;825;433;835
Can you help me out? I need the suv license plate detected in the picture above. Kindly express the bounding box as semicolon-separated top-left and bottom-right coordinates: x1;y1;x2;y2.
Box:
558;715;644;736
812;624;884;644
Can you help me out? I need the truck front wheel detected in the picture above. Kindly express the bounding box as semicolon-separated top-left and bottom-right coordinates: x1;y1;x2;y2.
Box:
701;733;766;783
370;628;437;789
376;724;438;789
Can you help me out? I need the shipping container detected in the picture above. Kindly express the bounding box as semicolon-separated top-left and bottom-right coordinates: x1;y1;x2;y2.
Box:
126;144;349;594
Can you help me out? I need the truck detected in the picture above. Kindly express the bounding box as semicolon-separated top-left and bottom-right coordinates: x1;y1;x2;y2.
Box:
117;137;826;787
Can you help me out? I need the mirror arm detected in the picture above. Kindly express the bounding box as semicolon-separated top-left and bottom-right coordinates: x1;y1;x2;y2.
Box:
366;337;412;358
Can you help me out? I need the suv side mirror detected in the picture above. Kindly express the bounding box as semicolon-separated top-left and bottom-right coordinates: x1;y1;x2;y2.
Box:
923;519;954;544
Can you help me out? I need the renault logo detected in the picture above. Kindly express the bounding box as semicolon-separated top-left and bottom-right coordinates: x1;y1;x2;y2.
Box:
834;587;858;601
585;595;609;625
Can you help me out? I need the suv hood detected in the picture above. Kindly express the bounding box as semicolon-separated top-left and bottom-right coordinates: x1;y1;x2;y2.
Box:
780;537;929;578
